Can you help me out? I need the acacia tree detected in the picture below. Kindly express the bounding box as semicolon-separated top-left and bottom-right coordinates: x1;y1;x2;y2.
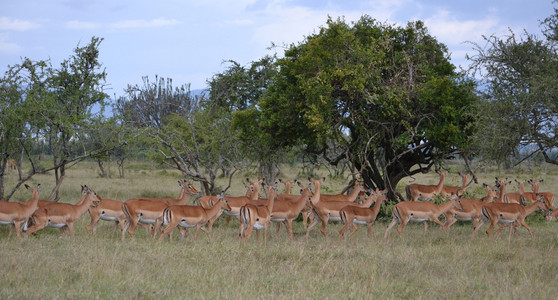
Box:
468;5;558;167
1;37;122;201
207;56;283;183
259;16;478;199
115;76;244;195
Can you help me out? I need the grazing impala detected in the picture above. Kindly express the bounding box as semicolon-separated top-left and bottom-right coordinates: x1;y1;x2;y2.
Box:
158;193;231;242
442;183;498;232
545;209;558;221
405;170;447;201
239;184;278;246
384;193;463;240
305;178;376;239
528;179;555;209
472;195;547;241
24;185;102;237
121;180;199;240
338;188;388;241
0;184;41;238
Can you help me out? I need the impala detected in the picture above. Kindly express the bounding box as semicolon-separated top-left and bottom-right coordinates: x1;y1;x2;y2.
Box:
384;193;463;240
305;178;376;239
219;178;261;224
494;177;511;203
472;195;547;241
86;197;130;234
269;181;314;239
279;179;297;194
24;185;102;237
545;209;558;221
338;188;388;241
6;158;16;171
158;192;231;242
121;180;199;240
239;184;277;246
405;170;447;201
502;179;524;204
528;179;555;209
442;183;498;232
441;172;469;197
320;181;367;202
0;184;41;238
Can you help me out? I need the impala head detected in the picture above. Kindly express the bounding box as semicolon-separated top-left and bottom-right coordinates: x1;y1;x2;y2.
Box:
219;192;231;211
545;210;555;221
450;192;464;211
84;185;103;208
180;180;199;195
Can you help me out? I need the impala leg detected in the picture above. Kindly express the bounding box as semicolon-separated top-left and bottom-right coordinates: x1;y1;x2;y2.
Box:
263;225;267;247
339;220;351;241
305;214;321;240
397;218;409;236
8;223;15;239
158;222;177;242
286;219;295;240
423;221;429;234
66;224;75;237
348;223;359;239
275;222;281;234
472;218;485;238
384;218;398;240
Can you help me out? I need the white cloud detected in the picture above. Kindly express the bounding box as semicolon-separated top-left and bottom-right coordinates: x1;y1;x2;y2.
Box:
0;34;22;53
110;18;182;30
424;10;502;45
0;17;41;31
66;20;102;30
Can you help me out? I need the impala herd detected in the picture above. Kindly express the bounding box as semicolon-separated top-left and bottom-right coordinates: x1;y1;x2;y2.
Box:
0;171;556;245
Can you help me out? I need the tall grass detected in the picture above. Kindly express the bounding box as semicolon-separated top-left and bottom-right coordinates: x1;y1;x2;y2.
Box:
1;162;558;299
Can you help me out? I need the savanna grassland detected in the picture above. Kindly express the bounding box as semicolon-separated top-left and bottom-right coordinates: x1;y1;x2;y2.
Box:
1;161;558;299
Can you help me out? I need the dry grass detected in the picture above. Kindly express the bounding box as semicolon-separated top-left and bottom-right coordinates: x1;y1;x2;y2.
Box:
1;161;558;299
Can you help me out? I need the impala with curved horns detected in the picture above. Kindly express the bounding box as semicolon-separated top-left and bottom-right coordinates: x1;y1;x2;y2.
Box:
24;185;102;237
121;180;199;240
405;170;447;201
158;192;231;242
384;193;463;240
0;184;41;238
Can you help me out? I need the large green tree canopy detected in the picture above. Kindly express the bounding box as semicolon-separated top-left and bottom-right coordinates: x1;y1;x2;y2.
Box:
259;16;478;198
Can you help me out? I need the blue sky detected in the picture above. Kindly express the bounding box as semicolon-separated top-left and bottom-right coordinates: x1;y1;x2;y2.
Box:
0;0;555;97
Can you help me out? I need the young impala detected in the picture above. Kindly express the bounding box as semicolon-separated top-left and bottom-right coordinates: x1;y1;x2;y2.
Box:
0;184;41;238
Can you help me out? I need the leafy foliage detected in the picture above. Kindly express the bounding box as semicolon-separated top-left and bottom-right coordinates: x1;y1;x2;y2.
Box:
259;16;478;198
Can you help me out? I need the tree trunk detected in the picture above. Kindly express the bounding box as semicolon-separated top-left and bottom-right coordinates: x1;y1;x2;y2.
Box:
97;159;107;178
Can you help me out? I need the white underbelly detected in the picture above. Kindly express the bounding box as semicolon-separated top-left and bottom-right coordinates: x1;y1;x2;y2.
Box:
271;218;286;222
498;219;515;224
100;215;119;221
409;216;429;222
328;216;342;222
456;216;473;221
138;217;157;224
0;221;13;225
352;220;367;225
47;222;66;228
178;221;195;228
253;222;265;230
224;211;239;217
